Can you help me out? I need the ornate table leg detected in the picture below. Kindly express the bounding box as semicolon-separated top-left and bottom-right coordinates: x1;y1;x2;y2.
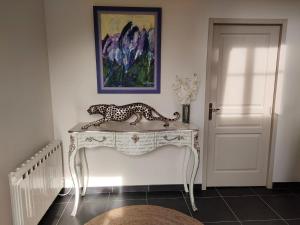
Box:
183;147;190;193
189;132;200;211
80;148;89;196
69;135;80;216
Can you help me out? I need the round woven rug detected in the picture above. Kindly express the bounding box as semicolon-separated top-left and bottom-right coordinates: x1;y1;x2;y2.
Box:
85;205;203;225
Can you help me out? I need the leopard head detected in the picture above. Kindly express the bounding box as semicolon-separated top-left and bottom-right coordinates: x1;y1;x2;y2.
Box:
87;104;108;115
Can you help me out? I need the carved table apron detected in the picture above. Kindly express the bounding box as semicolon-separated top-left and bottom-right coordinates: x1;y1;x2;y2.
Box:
68;121;200;216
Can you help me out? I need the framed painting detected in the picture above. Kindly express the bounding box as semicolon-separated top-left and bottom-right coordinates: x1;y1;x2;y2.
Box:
93;6;162;93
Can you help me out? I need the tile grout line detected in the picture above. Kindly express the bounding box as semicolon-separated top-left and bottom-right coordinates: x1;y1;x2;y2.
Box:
285;218;300;220
55;202;69;225
241;218;291;222
193;196;223;199
204;221;239;224
251;187;294;198
141;196;184;200
250;187;289;225
181;191;193;217
55;194;73;225
215;188;242;225
204;219;285;224
210;194;257;198
111;198;148;201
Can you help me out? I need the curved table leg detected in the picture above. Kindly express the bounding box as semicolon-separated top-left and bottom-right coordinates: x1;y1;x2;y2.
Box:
189;145;199;211
80;148;89;196
183;147;190;193
69;144;80;216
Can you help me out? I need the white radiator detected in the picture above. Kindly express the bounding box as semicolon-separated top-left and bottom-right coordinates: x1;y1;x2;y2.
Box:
9;141;64;225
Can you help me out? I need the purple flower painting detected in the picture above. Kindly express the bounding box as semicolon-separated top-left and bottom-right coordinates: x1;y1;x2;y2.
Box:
93;7;161;93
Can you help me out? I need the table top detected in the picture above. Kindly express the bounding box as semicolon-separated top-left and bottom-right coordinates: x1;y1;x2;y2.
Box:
69;121;199;133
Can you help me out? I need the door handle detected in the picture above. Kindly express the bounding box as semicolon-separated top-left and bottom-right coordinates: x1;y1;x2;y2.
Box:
209;103;220;120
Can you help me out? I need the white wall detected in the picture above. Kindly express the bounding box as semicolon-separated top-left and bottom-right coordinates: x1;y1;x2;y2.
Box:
44;0;300;188
0;1;54;224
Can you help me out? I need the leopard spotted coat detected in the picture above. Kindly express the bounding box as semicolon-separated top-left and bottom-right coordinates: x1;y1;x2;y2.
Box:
82;103;180;129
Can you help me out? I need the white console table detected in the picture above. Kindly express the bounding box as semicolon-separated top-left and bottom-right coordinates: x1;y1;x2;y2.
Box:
68;121;200;216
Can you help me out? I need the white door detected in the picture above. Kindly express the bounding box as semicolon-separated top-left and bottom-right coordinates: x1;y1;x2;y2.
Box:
206;24;281;186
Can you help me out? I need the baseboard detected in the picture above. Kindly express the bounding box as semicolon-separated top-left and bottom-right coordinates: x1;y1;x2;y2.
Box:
60;182;300;194
61;184;202;194
272;182;300;189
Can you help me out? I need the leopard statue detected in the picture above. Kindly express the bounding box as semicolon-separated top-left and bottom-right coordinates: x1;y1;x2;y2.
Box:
82;102;180;129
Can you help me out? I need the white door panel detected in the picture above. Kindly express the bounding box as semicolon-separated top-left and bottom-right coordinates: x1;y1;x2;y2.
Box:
207;25;280;186
215;114;263;128
214;134;261;171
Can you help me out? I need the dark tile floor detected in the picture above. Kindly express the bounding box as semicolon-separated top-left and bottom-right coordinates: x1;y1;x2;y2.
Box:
39;187;300;225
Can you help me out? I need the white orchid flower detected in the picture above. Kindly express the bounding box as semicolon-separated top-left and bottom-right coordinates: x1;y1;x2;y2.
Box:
173;74;200;105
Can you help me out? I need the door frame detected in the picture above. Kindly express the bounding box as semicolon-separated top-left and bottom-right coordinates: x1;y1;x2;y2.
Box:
202;18;287;190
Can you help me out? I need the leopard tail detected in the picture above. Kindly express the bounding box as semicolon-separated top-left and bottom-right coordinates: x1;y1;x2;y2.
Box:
151;109;180;122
